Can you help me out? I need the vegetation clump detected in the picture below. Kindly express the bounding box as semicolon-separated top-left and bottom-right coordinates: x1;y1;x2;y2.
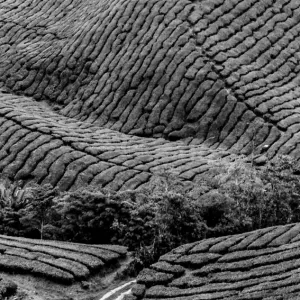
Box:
0;278;18;299
0;156;299;273
199;155;300;236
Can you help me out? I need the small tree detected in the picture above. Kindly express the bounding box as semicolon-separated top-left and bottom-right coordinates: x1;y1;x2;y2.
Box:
20;184;59;239
0;178;31;236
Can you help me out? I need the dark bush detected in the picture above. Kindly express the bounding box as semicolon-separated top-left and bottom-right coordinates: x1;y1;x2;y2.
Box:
53;188;120;244
0;279;18;298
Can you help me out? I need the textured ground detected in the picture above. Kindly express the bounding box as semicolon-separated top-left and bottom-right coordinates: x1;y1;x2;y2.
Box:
0;234;127;284
0;234;132;299
0;0;300;190
2;1;300;299
0;93;236;191
129;223;300;300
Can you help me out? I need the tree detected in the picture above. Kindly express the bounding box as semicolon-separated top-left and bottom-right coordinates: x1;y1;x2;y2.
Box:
20;184;59;239
54;188;116;243
0;178;30;236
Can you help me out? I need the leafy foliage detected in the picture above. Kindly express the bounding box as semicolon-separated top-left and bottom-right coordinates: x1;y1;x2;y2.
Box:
196;156;300;236
0;178;31;236
0;156;300;273
111;187;207;270
53;188;118;243
19;184;60;239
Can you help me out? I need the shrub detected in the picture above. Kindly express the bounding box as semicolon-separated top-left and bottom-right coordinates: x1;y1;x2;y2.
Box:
31;261;74;284
0;177;31;237
0;279;18;298
110;173;207;272
53;188;119;244
195;156;300;236
0;180;61;239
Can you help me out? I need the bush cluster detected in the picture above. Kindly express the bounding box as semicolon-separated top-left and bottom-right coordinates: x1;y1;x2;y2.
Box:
197;155;300;236
0;156;300;273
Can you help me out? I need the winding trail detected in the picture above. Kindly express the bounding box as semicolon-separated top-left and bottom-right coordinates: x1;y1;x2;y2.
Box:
99;280;136;300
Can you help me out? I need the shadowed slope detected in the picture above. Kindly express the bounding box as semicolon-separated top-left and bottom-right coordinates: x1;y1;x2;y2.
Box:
130;223;300;300
1;0;300;189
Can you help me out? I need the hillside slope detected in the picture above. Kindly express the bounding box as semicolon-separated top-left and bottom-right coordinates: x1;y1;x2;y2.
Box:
131;223;300;300
1;0;300;189
0;234;130;299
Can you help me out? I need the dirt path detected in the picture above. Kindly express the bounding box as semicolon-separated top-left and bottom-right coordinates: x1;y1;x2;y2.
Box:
99;280;136;300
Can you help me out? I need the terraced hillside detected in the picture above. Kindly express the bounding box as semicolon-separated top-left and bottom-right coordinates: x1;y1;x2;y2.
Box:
130;223;300;300
0;234;127;284
0;93;236;191
0;0;300;190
